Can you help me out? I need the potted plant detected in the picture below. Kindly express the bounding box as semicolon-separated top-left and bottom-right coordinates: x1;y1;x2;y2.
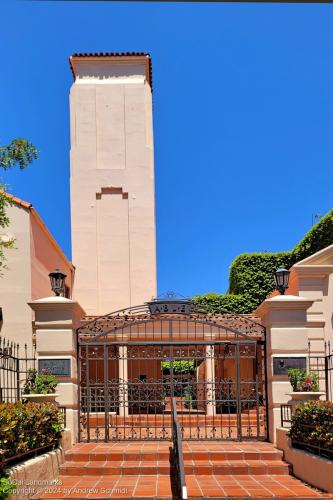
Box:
287;368;325;404
22;368;59;403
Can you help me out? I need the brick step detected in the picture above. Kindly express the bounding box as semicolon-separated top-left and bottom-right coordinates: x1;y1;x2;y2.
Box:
184;460;290;475
65;449;283;462
32;474;333;499
59;459;289;476
186;474;333;499
32;442;333;500
31;475;173;499
59;461;172;476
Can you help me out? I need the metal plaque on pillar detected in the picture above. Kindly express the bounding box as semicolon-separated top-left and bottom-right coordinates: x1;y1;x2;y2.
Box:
38;358;71;376
273;357;306;375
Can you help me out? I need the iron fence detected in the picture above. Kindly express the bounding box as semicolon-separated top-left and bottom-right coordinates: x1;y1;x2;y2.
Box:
308;341;333;401
0;336;36;402
280;404;293;428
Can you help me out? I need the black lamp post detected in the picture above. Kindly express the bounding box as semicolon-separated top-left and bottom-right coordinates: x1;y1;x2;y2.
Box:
273;267;290;295
48;269;67;296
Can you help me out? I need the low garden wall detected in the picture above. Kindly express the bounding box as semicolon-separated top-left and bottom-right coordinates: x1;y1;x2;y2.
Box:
276;427;333;494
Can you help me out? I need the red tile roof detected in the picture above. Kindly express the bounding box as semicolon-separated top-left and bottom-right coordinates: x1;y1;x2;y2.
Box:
69;52;153;89
2;192;32;209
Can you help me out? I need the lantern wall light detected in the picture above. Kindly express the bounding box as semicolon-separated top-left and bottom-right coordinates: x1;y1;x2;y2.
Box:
273;267;290;295
48;269;67;296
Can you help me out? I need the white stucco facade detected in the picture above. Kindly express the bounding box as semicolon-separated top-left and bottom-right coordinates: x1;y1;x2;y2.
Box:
291;245;333;351
69;54;157;315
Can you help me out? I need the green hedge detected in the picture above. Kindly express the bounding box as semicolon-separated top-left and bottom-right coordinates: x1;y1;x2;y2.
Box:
194;209;333;314
192;293;254;315
0;402;63;471
288;401;333;458
161;360;195;375
229;251;294;305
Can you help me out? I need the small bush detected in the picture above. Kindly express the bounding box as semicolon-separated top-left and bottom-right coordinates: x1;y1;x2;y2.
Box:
0;401;63;471
289;401;333;457
0;475;16;499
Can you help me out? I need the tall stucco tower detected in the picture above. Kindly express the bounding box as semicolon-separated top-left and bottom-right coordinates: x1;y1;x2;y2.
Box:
69;53;157;315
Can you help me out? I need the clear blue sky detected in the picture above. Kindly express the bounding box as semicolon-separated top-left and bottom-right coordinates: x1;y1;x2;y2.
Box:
1;1;333;297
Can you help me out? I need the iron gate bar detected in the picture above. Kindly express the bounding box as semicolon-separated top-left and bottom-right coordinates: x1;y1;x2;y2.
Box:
79;317;265;344
255;344;260;439
79;340;259;346
104;344;108;442
79;303;265;334
235;343;241;440
261;327;269;442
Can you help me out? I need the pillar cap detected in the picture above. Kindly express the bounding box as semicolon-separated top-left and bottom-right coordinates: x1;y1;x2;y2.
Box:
256;294;314;318
28;296;86;318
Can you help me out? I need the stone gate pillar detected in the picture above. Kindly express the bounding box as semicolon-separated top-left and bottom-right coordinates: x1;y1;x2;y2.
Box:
256;295;314;443
28;296;85;443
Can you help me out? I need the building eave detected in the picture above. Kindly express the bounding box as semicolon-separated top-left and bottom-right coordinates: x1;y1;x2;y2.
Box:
69;52;153;89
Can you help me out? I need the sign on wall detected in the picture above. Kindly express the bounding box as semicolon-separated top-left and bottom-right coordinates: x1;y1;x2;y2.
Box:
38;358;71;377
148;300;195;315
273;357;307;375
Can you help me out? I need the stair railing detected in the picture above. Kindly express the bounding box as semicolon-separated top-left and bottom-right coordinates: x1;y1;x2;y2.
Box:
171;396;188;500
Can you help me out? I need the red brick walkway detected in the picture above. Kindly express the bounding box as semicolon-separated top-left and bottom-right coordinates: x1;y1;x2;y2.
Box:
33;441;333;499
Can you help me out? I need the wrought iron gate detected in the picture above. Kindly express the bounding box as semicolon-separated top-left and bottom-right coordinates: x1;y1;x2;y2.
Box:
78;304;267;442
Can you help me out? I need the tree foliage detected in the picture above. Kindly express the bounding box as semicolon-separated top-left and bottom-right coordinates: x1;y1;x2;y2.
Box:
0;138;38;272
0;139;38;170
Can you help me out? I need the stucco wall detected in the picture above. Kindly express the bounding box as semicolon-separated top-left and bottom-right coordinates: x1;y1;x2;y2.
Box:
30;212;74;300
70;58;157;315
0;204;32;349
0;203;74;352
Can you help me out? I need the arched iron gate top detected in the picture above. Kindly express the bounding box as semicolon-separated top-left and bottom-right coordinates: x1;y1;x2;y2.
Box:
77;301;265;344
78;300;268;443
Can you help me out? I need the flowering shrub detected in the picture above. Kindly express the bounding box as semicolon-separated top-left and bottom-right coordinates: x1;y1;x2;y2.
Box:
288;401;333;458
23;368;58;395
288;368;319;392
0;402;63;471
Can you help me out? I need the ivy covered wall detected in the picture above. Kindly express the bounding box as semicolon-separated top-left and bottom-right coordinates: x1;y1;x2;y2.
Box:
193;209;333;314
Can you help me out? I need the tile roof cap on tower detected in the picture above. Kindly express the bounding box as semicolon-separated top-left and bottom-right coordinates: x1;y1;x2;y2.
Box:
69;52;153;89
